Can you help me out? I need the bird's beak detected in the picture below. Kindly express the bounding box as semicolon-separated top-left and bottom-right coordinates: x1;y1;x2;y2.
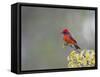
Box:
61;32;63;34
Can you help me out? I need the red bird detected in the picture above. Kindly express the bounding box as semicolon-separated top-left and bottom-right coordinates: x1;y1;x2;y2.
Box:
62;28;80;49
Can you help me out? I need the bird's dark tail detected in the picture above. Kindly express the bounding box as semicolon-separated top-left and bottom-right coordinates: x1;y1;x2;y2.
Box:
74;44;81;49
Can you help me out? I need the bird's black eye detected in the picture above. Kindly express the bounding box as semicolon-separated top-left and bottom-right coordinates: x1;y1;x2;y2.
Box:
62;32;69;34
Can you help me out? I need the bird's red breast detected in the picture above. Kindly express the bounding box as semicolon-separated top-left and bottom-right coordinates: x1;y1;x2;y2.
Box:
63;34;77;45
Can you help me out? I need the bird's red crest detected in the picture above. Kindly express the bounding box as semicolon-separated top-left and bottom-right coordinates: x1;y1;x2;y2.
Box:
63;28;69;33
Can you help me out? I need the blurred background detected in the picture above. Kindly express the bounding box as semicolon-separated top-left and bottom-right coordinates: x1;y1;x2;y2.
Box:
21;6;95;71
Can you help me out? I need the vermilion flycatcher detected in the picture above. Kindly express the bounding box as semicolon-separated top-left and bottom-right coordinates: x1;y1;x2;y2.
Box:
62;28;80;49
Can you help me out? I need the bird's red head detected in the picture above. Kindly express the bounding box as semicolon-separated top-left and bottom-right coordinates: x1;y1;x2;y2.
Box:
62;28;70;34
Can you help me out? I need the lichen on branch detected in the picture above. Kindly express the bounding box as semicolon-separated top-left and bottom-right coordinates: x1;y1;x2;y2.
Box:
67;49;95;68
